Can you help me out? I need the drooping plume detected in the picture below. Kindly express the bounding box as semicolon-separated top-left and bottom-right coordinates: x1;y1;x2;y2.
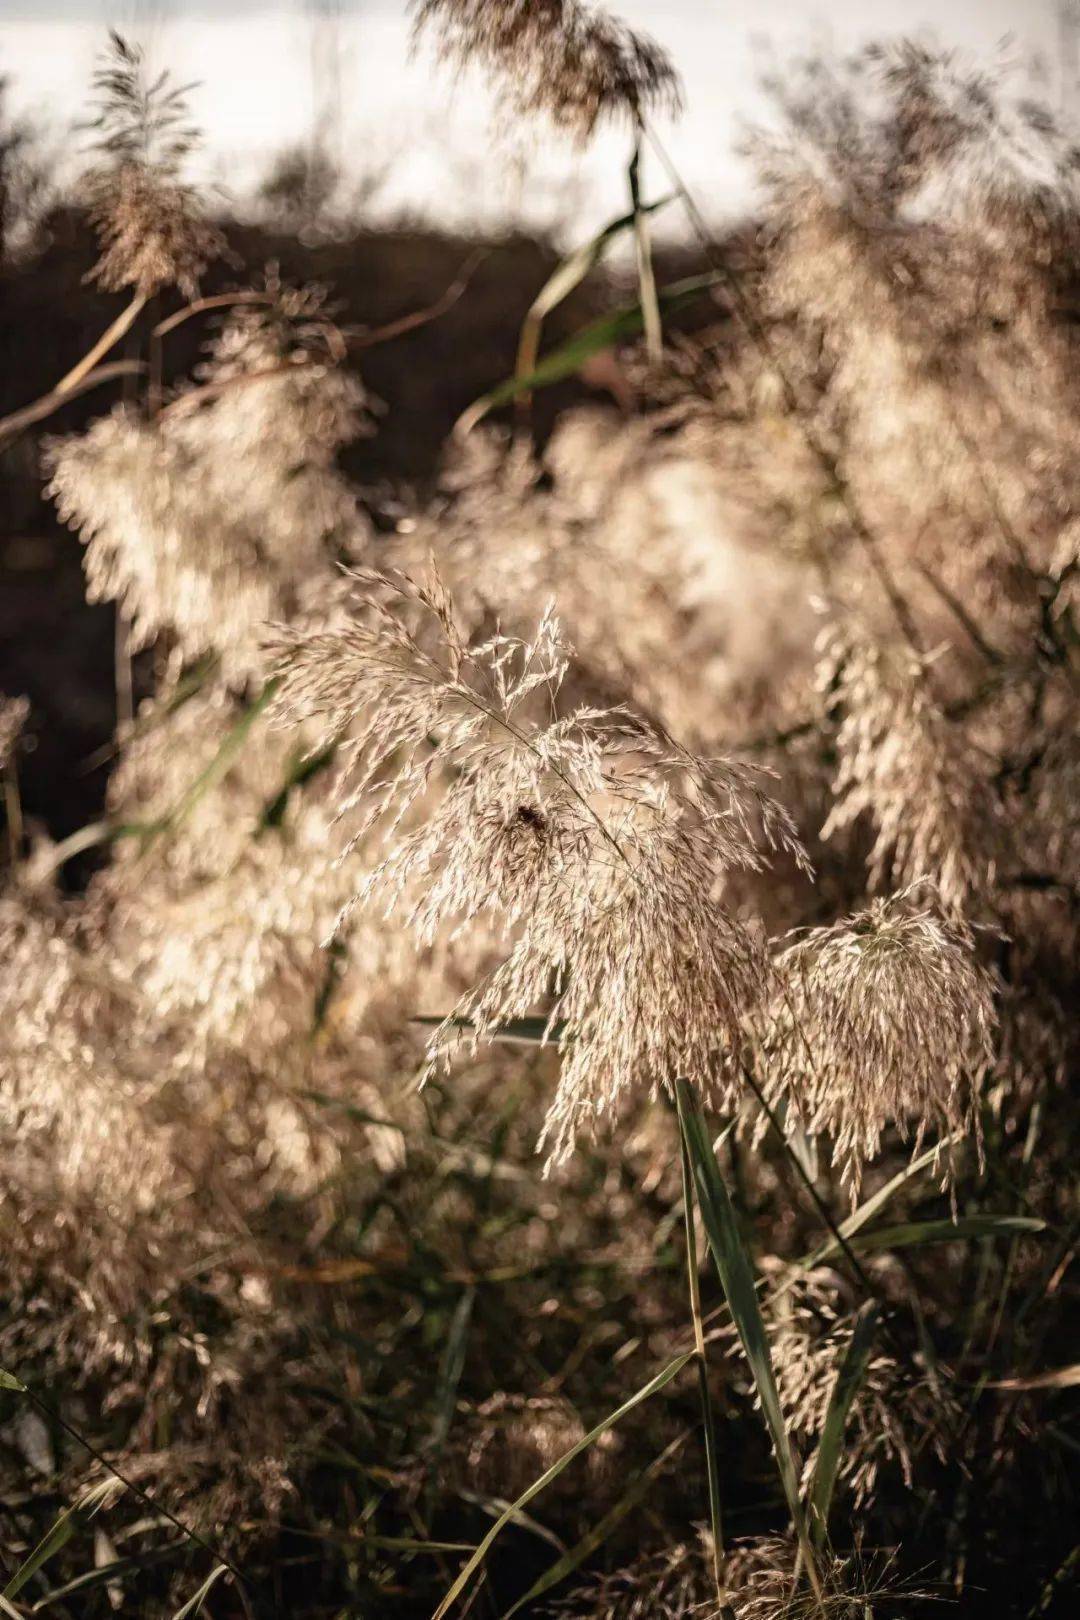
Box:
412;0;682;141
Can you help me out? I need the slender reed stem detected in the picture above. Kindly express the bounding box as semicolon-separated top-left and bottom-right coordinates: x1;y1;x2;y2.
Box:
3;1378;246;1590
55;291;148;395
0;359;145;448
3;762;23;864
629;136;662;364
679;1121;726;1603
114;613;134;740
739;1062;882;1308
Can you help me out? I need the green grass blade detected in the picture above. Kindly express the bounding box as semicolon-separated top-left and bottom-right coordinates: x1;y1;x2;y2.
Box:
500;1432;686;1618
674;1081;805;1539
431;1351;693;1620
679;1131;725;1577
29;1544;185;1609
429;1288;475;1455
808;1301;879;1547
456;272;720;433
803;1139;961;1265
3;1481;120;1602
2;1512;77;1603
0;1370;26;1392
514;195;673;394
170;1564;227;1619
816;1215;1045;1262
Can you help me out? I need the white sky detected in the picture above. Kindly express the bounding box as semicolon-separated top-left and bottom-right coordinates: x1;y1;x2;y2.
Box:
0;1;1069;239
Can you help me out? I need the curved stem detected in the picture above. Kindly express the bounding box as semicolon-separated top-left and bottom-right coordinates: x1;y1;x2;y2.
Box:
54;291;147;394
0;359;145;447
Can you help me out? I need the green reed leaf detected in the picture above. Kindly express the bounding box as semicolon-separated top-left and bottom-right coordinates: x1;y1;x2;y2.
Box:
431;1351;693;1619
808;1300;879;1547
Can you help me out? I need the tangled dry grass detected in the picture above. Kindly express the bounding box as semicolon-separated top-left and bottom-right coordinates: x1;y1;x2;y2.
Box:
0;22;1076;1620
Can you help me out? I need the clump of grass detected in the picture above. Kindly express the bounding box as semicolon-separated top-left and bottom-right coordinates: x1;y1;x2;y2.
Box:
0;18;1076;1620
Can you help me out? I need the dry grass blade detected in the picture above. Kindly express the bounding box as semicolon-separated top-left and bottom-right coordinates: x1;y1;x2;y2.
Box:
988;1366;1080;1391
500;1431;688;1618
802;1139;961;1267
169;1564;228;1619
514;194;672;401
456;271;719;431
430;1352;693;1619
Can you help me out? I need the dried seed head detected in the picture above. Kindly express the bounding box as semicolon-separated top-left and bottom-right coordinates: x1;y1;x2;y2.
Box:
86;162;225;298
769;886;996;1197
413;0;682;141
270;566;808;1166
45;283;368;684
545;1535;719;1618
818;625;1003;915
460;1392;617;1506
764;1267;959;1506
82;34;224;295
725;1534;921;1619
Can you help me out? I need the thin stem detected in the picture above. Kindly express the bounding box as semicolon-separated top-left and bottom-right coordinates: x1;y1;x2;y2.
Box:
450;683;633;871
0;359;145;447
740;1062;885;1314
151;290;276;343
346;248;488;351
3;762;23;864
158;356;323;421
33;679;277;881
629;136;662;364
54;291;148;395
136;679;280;853
8;1381;247;1590
679;1124;726;1601
149;292;278;415
114;613;134;740
915;561;1005;667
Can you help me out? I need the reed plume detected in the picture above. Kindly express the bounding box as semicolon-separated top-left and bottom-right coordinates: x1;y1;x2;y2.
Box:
270;565;807;1166
768;887;996;1197
82;32;223;296
412;0;681;141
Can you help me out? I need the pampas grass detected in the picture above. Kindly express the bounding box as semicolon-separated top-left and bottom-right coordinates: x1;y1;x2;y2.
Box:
0;22;1075;1620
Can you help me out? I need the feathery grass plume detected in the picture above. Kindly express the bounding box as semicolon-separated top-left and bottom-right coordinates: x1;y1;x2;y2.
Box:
82;32;224;296
269;565;808;1166
548;1534;922;1618
544;1535;721;1618
91;683;437;1063
764;1266;958;1505
390;416;822;760
459;1391;619;1506
768;887;996;1197
723;1535;923;1619
45;277;368;683
817;624;1002;915
0;891;178;1213
412;0;681;141
0;693;29;769
750;43;1080;627
886;43;1080;251
0;886;389;1532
